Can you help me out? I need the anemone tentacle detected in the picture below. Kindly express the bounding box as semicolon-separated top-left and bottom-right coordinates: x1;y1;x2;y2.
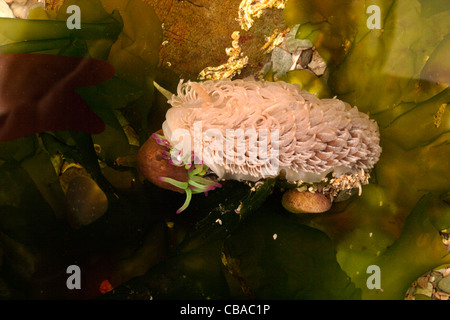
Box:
158;159;222;213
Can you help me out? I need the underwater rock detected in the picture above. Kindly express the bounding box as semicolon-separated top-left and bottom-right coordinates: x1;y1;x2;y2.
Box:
438;275;450;294
148;0;287;79
65;175;109;228
282;188;332;214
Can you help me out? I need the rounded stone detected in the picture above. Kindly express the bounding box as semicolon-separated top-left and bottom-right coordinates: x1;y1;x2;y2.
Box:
65;175;109;228
437;275;450;294
282;188;332;214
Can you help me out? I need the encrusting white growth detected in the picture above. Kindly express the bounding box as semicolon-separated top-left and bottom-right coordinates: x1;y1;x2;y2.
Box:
162;78;382;185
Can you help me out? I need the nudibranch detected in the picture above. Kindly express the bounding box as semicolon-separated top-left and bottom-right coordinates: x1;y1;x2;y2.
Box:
138;78;382;214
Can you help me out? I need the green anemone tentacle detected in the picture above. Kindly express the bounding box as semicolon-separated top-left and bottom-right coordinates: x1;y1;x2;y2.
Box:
188;164;207;176
188;175;222;188
158;176;189;190
188;179;208;190
176;187;192;214
158;169;221;214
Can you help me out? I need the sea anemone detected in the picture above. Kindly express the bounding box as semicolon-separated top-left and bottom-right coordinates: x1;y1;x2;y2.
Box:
137;129;222;214
142;78;382;213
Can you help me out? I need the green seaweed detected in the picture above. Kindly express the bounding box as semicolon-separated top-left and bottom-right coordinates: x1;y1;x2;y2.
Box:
284;0;450;299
